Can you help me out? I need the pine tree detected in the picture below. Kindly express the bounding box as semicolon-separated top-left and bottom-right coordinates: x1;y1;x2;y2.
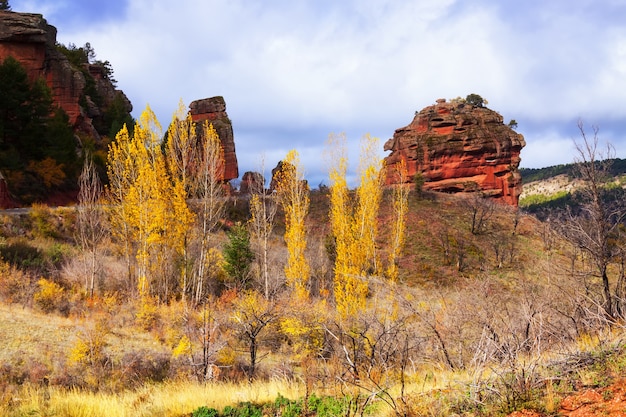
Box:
223;223;255;289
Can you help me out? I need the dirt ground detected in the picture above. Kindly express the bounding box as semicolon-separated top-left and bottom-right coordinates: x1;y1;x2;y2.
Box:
510;379;626;417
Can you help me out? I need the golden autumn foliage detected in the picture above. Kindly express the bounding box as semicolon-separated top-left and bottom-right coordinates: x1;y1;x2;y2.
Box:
106;105;196;303
326;133;384;318
275;150;310;300
27;157;66;188
33;277;65;313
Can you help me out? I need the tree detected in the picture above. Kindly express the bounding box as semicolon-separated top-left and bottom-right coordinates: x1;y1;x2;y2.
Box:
76;152;106;297
164;100;197;303
556;121;626;320
223;222;255;290
387;158;409;282
192;121;226;304
0;57;70;201
231;290;277;381
106;105;191;303
106;124;139;292
275;150;310;299
0;1;10;11
327;133;384;318
466;93;486;107
248;157;278;299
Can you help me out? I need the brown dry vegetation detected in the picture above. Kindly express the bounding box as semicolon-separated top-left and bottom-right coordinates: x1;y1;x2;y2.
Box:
1;190;626;416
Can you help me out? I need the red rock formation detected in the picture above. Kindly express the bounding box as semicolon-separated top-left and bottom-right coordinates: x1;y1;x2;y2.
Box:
189;97;239;182
384;98;526;206
0;11;132;140
240;171;264;194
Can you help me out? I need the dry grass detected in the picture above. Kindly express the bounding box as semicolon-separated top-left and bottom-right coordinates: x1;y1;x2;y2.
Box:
0;303;76;362
1;379;305;417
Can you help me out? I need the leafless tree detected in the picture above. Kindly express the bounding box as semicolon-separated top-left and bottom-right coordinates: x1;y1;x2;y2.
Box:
192;121;226;304
465;193;496;235
324;307;418;417
249;156;278;299
76;153;106;297
555;121;626;320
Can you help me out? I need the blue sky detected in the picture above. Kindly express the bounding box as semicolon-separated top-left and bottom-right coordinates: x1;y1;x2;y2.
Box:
15;0;626;186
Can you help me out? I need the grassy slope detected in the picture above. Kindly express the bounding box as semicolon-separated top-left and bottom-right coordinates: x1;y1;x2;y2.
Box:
0;189;616;416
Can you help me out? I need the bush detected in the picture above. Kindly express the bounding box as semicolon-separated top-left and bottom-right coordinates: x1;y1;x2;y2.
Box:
0;259;31;304
33;277;67;314
29;204;58;238
192;406;219;417
0;239;44;270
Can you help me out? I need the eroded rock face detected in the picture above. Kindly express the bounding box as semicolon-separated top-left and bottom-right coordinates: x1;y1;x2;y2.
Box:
189;97;239;182
384;98;526;206
0;11;132;141
240;171;264;194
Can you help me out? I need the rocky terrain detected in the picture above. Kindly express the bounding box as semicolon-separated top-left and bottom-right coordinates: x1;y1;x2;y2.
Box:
384;98;525;205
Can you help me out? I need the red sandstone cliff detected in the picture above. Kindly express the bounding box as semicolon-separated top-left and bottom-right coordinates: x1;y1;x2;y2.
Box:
189;97;239;182
384;98;526;206
0;11;132;141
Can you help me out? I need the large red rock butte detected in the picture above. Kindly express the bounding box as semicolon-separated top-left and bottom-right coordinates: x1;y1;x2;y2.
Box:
384;98;526;206
189;97;239;182
0;11;132;140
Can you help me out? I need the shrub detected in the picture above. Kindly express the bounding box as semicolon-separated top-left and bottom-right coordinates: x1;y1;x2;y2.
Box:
29;204;58;238
0;259;31;304
192;406;219;417
33;277;66;313
0;238;44;270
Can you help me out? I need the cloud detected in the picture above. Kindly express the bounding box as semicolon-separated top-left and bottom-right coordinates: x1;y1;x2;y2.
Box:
17;0;626;182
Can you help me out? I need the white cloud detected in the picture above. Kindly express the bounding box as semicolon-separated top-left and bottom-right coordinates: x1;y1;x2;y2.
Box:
17;0;626;178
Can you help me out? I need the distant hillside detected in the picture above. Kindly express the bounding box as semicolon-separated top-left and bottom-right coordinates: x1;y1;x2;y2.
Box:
520;158;626;184
519;158;626;216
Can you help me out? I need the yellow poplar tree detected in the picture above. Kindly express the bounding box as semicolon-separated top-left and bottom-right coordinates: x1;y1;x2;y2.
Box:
106;123;140;290
275;150;310;300
107;105;194;305
354;134;384;273
123;106;165;296
164;100;197;302
326;133;383;318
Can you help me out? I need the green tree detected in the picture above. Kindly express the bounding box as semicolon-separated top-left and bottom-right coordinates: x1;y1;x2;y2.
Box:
0;57;52;159
0;0;10;11
223;223;255;290
0;56;76;201
466;93;486;107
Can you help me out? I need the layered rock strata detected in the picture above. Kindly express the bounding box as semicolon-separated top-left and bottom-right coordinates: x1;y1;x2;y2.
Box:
189;97;239;182
384;98;526;206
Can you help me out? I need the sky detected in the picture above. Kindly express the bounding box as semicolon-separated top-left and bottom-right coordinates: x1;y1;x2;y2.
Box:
15;0;626;187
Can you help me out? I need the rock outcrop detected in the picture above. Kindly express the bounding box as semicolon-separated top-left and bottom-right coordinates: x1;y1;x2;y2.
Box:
384;98;526;206
240;171;264;194
189;97;239;182
0;10;132;141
